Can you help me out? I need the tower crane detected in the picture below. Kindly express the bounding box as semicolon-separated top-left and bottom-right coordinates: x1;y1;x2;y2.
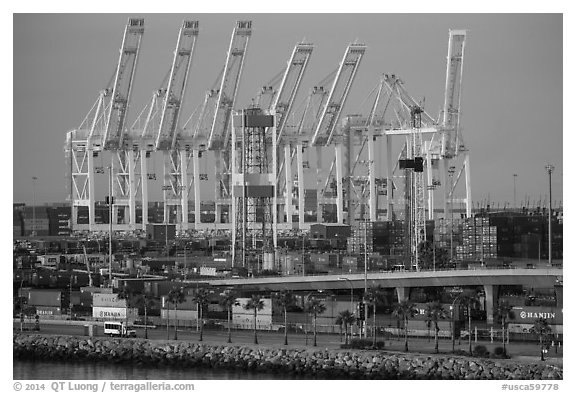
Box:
65;18;144;232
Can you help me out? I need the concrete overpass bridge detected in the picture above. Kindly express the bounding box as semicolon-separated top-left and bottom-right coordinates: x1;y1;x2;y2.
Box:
209;268;563;324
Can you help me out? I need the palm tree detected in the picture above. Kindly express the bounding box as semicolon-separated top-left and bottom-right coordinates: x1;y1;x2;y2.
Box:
335;310;356;345
494;299;514;356
168;288;185;340
365;285;386;347
117;286;133;337
192;288;210;342
424;301;448;353
218;290;238;343
305;296;327;347
133;292;156;339
244;294;265;344
392;300;418;352
530;317;552;361
459;292;481;355
272;290;295;345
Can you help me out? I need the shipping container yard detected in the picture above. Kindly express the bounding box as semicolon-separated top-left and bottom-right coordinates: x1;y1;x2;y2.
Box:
13;15;563;372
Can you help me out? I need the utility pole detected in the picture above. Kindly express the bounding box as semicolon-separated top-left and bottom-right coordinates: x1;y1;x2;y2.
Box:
108;164;113;286
545;165;554;266
363;190;368;340
32;176;37;237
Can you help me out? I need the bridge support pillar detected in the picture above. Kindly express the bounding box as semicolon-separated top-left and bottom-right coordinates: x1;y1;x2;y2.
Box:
484;284;499;325
395;287;410;303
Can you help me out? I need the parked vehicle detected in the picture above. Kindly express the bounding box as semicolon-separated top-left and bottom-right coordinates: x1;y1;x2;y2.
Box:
103;321;136;337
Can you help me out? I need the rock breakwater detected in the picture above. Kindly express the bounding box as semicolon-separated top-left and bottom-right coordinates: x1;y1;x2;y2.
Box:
13;334;562;380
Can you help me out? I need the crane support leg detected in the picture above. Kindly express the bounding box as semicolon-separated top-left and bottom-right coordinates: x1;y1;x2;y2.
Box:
193;150;201;228
385;135;393;220
284;144;293;225
426;151;434;220
368;126;377;222
128;150;136;230
335;143;344;224
316;146;323;223
180;151;189;231
87;152;96;230
464;153;472;218
442;158;450;219
297;143;305;228
140;150;149;228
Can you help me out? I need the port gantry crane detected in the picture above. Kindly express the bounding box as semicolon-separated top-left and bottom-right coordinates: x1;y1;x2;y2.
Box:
203;21;253;228
177;21;252;231
129;20;199;231
340;29;469;269
308;43;366;226
66;18;145;231
153;20;199;231
256;42;314;230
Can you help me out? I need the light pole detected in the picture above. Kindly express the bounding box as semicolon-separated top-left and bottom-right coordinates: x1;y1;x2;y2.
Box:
301;232;306;276
363;213;368;339
31;176;37;237
338;277;354;312
450;292;464;352
513;174;518;210
545;165;554;266
108;165;113;286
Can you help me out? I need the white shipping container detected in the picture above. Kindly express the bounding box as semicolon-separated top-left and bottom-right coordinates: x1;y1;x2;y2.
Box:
93;293;127;308
199;266;217;276
92;306;138;320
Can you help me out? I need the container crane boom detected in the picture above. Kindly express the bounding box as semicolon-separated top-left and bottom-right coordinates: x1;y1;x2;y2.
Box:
155;20;200;151
272;42;314;144
103;18;145;150
441;30;466;157
310;43;366;146
207;21;252;151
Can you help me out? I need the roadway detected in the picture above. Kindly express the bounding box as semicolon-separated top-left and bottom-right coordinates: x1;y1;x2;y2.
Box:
14;321;563;363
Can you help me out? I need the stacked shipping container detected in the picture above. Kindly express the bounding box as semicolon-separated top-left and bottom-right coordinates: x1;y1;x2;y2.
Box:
456;216;497;261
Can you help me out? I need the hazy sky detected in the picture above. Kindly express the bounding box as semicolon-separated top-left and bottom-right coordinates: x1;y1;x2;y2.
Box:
12;13;563;207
